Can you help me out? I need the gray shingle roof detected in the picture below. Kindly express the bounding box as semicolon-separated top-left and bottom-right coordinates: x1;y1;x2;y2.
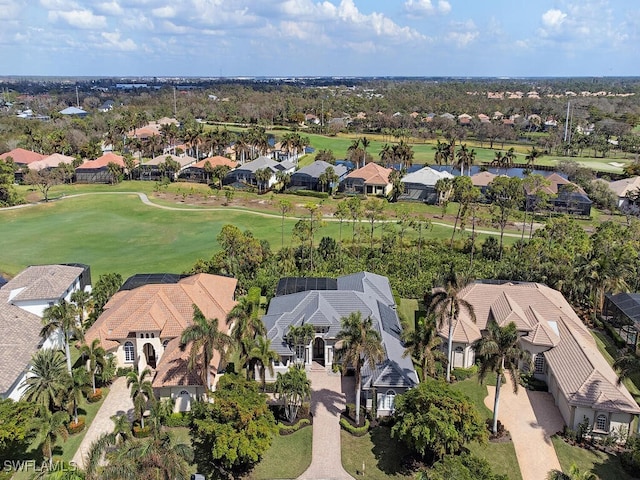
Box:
265;272;418;389
5;265;84;302
292;161;348;179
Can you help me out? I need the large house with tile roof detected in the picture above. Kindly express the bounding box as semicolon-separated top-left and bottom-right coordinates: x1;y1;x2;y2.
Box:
342;162;393;196
84;273;237;412
76;153;128;184
262;272;418;417
441;280;640;433
0;264;90;400
608;176;640;208
0;148;47;166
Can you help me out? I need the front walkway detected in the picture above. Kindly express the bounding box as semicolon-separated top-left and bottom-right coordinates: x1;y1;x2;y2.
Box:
72;377;135;469
485;377;565;480
298;368;355;480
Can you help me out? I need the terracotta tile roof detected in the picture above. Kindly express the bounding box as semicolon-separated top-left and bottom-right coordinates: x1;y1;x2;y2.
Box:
438;318;482;343
0;148;46;165
521;315;559;348
77;153;126;170
193;156;238;169
609;176;640;197
525;173;586;196
85;273;237;358
5;265;84;301
29;153;75;171
489;292;532;331
345;162;392;185
471;171;497;187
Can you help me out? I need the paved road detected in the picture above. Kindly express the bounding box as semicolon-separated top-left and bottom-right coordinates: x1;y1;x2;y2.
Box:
485;377;565;480
71;377;135;469
298;369;355;480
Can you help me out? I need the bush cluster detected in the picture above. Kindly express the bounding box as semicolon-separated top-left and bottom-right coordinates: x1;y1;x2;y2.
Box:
67;417;85;434
292;190;329;199
133;425;151;438
451;365;478;380
279;418;311;435
87;389;103;403
340;417;370;436
165;412;192;427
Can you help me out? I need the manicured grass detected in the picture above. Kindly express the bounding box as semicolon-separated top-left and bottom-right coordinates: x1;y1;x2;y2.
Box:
450;377;493;420
341;427;415;479
248;428;313;479
552;436;633;480
466;440;523;480
397;298;419;327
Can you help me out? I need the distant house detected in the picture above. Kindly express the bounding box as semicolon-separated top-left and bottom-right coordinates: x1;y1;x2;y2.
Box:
84;273;237;412
525;173;593;216
262;272;418;417
28;153;76;171
289;160;348;191
0;148;46;167
1;264;90;400
76;153;127;184
608;176;640;208
470;171;498;195
224;156;295;189
98;100;114;113
140;154;197;181
342;162;393;196
440;280;640;434
179;156;238;183
399;167;454;203
59;106;88;117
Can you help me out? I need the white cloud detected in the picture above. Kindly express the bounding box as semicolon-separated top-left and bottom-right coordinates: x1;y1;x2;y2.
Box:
0;0;23;20
96;1;124;16
447;30;478;48
49;9;108;29
541;9;567;28
404;0;451;16
152;5;176;18
101;30;136;50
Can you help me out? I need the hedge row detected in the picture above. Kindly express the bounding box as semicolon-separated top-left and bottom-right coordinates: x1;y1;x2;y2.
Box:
292;190;329;199
279;418;311;435
340;418;370;437
451;365;478;381
165;412;192;427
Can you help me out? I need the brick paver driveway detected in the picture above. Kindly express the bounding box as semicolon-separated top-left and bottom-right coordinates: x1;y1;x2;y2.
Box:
485;377;565;480
298;369;355;480
72;377;135;469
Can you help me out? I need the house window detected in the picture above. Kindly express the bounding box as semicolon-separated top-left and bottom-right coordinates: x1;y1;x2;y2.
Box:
534;354;545;374
380;390;396;411
596;414;608;432
163;340;169;348
150;333;155;338
140;333;144;338
124;341;135;363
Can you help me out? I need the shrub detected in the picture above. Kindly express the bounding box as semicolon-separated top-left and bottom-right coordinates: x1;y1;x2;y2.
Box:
293;190;329;199
451;365;478;380
116;367;133;377
279;418;311;435
133;425;151;438
67;417;85;434
340;417;370;436
345;403;364;422
299;402;310;418
165;412;192;427
87;388;103;403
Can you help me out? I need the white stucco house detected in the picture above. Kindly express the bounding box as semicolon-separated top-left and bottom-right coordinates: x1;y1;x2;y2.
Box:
440;280;640;435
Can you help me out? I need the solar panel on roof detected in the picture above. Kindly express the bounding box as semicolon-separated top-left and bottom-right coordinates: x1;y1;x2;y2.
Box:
275;277;337;296
120;273;188;291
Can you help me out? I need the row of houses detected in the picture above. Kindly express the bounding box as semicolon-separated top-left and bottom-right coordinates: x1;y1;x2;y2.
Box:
2;264;638;434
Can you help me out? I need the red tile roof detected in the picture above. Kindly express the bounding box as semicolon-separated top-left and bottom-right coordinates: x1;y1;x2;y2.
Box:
77;153;126;170
345;162;392;185
193;156;238;169
0;148;47;165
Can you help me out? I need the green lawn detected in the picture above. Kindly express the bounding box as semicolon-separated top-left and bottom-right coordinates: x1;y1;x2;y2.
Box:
552;436;634;480
247;427;312;479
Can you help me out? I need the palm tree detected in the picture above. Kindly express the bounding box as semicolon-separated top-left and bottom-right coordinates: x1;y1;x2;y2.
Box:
110;413;132;444
38;407;69;466
525;146;542;167
21;349;69;410
228;294;265;372
347;138;361;168
379;143;394;167
126;368;154;429
79;338;107;394
67;367;90;424
613;353;640;385
425;269;476;383
336;312;385;424
181;305;234;391
476;320;531;434
360;136;371;168
547;463;597;480
71;289;91;328
249;336;279;389
275;364;312;423
401;315;444;380
41;299;83;374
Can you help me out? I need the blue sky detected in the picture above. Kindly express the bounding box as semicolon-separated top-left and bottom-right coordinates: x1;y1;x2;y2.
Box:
1;0;638;77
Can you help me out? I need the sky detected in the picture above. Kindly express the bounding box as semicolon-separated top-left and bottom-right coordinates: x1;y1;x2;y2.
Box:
1;0;639;78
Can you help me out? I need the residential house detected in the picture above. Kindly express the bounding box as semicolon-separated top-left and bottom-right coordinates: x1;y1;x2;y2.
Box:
0;148;46;167
439;280;640;433
470;171;498;195
84;273;237;412
0;264;90;400
140;154;197;181
224;156;295;190
59;107;88;117
98;100;114;113
399;166;454;203
289;160;348;192
75;153;127;184
525;172;593;216
608;176;640;208
28;153;76;172
342;162;393;196
179;156;238;183
262;272;418;416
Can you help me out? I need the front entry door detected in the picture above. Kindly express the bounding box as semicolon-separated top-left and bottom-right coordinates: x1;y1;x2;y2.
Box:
312;337;324;365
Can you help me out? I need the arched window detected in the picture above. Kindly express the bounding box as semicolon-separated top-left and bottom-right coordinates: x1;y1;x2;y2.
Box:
163;340;170;348
381;389;396;411
145;333;149;338
140;333;144;338
180;390;190;396
124;341;135;363
150;333;155;338
596;414;608;432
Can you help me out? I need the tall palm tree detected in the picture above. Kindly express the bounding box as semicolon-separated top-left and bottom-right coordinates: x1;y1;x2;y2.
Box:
71;289;92;328
336;312;385;425
401;315;444;380
79;338;107;394
126;368;154;429
41;299;83;374
249;336;279;389
379;143;394;167
21;349;69;410
275;364;312;423
347;138;361;168
181;305;234;391
228;294;265;372
525;146;542;167
67;367;90;424
425;269;476;383
38;407;69;466
476;320;531;434
360;136;371;168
